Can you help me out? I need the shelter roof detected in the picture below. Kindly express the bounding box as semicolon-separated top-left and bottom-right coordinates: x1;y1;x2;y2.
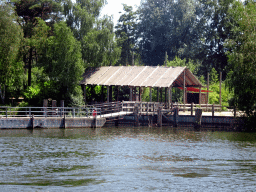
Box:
81;66;202;88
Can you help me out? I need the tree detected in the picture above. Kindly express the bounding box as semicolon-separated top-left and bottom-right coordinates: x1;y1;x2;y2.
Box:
225;0;256;126
115;4;138;66
38;21;85;105
11;0;62;87
137;0;204;66
199;0;235;78
64;0;120;67
0;3;23;104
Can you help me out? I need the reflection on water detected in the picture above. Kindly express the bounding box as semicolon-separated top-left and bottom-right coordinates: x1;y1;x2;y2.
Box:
0;127;256;191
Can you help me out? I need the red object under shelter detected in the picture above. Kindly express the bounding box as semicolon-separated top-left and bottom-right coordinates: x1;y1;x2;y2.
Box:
178;87;212;92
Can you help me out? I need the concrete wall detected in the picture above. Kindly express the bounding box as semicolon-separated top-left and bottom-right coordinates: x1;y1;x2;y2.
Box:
0;117;106;129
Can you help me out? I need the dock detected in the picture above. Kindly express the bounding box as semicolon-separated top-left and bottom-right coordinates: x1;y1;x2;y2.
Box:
0;101;242;129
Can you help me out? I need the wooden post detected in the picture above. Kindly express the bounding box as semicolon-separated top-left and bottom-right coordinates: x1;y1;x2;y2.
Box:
83;85;86;103
165;87;167;105
174;107;179;127
199;86;202;108
109;86;112;102
157;105;162;127
134;104;139;127
116;86;119;101
194;108;202;129
183;70;186;112
139;87;142;102
157;87;159;102
219;72;222;109
160;88;162;102
207;72;209;104
101;85;104;102
107;86;110;103
31;114;34;129
168;87;171;109
129;87;132;101
149;87;152;102
212;104;215;117
170;86;173;109
63;114;66;129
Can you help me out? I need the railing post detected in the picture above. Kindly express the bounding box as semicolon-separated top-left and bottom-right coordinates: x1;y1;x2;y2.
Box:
29;107;31;117
212;104;215;117
72;108;75;118
6;107;8;118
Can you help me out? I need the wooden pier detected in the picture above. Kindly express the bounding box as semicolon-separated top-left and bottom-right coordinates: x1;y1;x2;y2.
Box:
0;101;241;129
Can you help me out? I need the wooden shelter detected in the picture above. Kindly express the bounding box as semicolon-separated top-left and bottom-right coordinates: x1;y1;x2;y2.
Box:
81;66;204;107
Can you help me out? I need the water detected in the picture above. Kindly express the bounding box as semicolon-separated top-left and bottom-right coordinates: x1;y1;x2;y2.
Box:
1;127;256;191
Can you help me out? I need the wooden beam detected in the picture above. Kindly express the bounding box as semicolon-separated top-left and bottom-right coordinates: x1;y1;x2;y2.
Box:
199;86;202;107
107;86;109;103
183;70;186;108
219;72;222;107
157;87;159;102
129;87;132;101
149;87;152;102
207;72;209;104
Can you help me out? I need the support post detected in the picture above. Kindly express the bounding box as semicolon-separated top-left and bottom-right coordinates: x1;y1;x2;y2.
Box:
199;86;202;108
207;72;209;104
134;104;139;127
165;87;167;105
160;88;162;102
174;107;179;127
83;85;86;103
31;114;34;129
168;87;171;109
183;70;186;112
109;86;112;102
219;72;222;109
157;105;162;127
107;86;110;103
101;85;104;102
157;87;159;102
149;87;152;102
129;86;132;101
194;108;202;129
212;104;215;117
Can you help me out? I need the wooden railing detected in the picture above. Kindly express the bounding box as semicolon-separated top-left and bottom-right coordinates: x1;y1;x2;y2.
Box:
121;101;223;114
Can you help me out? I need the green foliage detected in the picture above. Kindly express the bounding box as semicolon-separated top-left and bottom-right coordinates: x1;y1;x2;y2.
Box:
0;3;24;103
208;82;233;109
209;68;219;84
115;4;138;66
167;56;200;74
65;0;120;67
38;21;85;105
225;0;256;120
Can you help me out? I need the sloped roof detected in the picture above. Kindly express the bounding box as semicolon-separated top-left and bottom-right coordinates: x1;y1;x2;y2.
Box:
81;66;202;88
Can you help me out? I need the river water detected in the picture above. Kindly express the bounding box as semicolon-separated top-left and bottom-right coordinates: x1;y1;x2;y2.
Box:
0;127;256;191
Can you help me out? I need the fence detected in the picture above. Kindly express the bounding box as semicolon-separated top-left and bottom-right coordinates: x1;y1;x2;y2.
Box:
0;106;101;118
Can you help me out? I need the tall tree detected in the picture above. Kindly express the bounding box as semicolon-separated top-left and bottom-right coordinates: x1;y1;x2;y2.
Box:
11;0;62;87
115;4;137;66
38;21;85;104
225;0;256;120
200;0;235;78
0;3;23;104
137;0;203;66
64;0;120;67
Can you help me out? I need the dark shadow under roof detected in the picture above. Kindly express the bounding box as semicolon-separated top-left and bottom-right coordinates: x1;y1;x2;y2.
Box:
81;66;202;88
